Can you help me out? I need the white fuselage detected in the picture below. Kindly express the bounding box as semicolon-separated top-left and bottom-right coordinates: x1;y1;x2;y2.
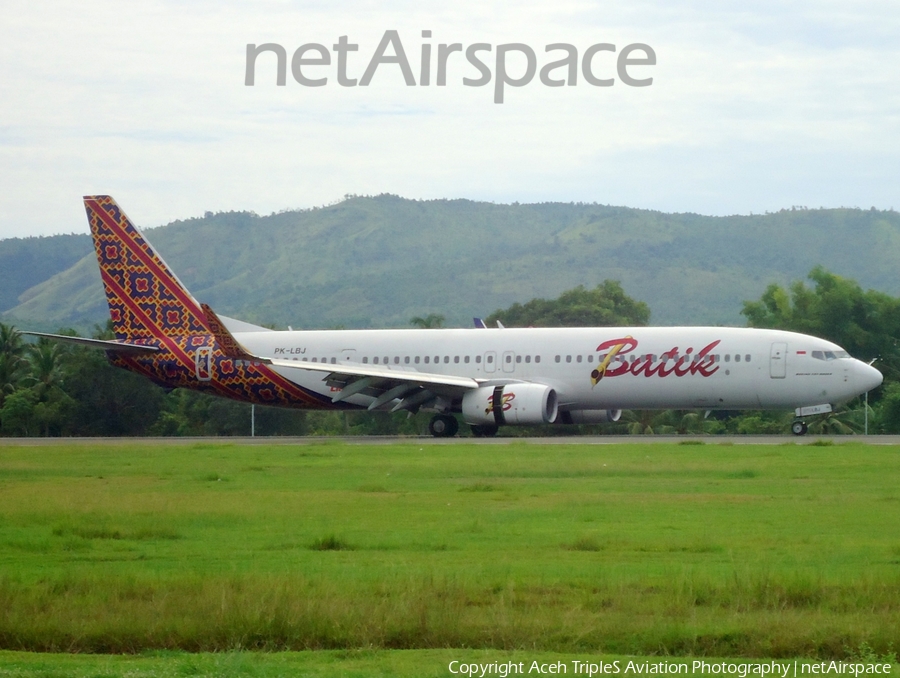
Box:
234;326;882;413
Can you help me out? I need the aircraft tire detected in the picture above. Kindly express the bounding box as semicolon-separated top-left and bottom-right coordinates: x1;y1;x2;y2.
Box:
470;424;499;438
791;420;808;436
429;414;459;437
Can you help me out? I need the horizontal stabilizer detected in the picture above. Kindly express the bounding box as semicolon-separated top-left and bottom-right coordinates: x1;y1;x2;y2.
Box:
21;331;160;354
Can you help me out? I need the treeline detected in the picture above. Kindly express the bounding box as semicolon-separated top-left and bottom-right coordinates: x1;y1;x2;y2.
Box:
2;273;899;437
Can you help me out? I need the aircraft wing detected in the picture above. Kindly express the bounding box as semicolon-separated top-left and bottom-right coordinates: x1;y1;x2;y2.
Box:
267;358;480;390
201;303;482;411
268;357;483;410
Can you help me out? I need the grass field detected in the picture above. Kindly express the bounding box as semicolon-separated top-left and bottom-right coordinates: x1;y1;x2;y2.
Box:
0;438;897;674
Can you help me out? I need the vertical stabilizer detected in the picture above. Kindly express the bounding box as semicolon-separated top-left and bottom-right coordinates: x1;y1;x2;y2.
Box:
84;195;209;342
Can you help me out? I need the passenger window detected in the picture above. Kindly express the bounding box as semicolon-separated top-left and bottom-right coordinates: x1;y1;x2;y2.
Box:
424;356;430;364
331;358;336;364
576;355;582;363
454;356;460;364
566;355;572;363
724;355;730;363
745;354;751;362
383;356;389;364
535;356;541;363
476;355;482;364
735;354;741;363
587;355;593;363
487;355;493;364
555;355;561;363
394;357;400;364
444;356;450;364
415;356;420;364
405;356;410;364
363;357;368;364
505;355;512;363
516;355;522;363
373;357;378;364
311;357;318;363
525;355;531;364
464;356;470;364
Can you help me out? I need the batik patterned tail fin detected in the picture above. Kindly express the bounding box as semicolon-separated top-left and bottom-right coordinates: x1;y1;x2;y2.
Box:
84;195;210;342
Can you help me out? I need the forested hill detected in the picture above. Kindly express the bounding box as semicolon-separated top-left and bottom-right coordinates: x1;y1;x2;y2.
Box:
2;196;900;331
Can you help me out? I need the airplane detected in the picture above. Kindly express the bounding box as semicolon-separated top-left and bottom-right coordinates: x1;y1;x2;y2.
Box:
25;196;883;437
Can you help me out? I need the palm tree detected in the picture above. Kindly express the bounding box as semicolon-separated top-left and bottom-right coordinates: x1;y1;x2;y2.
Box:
806;403;866;435
0;323;27;407
27;337;66;401
409;313;445;329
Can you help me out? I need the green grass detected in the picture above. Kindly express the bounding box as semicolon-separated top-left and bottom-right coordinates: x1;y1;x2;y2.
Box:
0;440;897;662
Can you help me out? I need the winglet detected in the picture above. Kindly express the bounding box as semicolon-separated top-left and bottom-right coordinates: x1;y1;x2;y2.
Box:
201;303;270;363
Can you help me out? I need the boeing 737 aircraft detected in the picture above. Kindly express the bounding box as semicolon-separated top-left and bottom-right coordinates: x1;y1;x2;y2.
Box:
26;196;883;437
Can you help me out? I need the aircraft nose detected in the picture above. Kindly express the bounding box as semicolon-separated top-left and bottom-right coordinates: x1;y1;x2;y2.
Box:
855;361;883;393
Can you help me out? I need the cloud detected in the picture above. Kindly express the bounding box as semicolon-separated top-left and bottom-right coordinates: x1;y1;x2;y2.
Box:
0;0;898;237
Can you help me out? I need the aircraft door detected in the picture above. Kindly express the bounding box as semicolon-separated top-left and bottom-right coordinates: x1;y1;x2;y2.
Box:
502;350;516;373
483;351;496;373
195;346;212;382
769;342;787;379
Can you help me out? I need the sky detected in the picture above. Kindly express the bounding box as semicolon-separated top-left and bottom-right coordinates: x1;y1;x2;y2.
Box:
1;0;898;238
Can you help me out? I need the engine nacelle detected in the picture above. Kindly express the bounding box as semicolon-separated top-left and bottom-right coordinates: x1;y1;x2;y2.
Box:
560;409;622;424
462;384;559;426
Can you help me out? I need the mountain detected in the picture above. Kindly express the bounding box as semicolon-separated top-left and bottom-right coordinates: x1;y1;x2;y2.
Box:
0;233;92;314
3;196;900;332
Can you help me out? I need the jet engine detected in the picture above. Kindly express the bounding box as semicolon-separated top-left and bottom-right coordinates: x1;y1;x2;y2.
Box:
462;384;559;426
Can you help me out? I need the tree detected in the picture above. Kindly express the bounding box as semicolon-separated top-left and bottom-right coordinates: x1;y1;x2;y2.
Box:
874;382;900;433
0;323;27;407
60;346;166;436
0;388;37;436
742;266;900;383
26;337;66;399
485;281;650;328
409;313;445;329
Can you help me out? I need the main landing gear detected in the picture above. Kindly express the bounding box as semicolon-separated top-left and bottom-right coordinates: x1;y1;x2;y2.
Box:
791;420;809;436
428;414;459;438
470;424;498;438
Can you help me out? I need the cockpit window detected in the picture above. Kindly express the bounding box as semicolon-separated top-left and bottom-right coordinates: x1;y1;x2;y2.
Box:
811;350;850;361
